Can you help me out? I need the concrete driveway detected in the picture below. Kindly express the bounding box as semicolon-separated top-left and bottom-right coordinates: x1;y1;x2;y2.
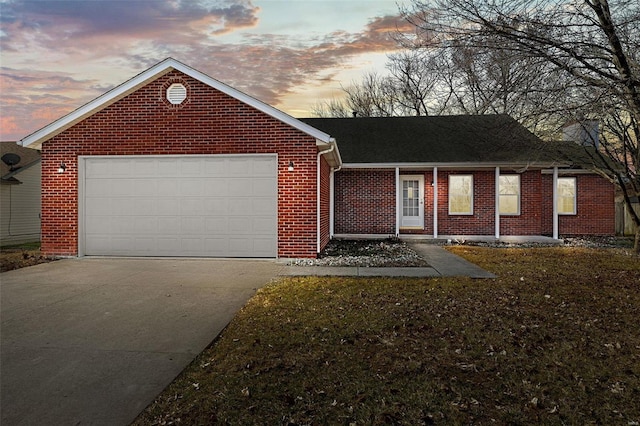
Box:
1;258;283;425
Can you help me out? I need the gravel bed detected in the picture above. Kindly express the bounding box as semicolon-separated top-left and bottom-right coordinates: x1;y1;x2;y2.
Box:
289;238;429;267
287;236;635;268
465;236;634;249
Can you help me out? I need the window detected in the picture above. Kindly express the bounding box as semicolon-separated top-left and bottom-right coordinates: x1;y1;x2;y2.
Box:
557;177;577;215
449;175;473;215
499;175;520;215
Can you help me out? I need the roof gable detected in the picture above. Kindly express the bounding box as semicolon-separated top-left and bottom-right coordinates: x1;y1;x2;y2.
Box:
301;115;565;166
21;58;333;149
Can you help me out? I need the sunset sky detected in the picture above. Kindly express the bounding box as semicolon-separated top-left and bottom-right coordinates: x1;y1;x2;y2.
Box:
0;0;414;142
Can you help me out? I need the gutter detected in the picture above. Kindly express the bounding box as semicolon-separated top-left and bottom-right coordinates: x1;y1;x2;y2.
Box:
317;142;336;254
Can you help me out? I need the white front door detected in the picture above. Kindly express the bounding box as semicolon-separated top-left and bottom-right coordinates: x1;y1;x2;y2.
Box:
400;175;424;228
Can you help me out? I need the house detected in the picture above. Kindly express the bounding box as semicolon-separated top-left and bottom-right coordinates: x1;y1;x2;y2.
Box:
1;142;42;245
20;58;614;258
301;116;614;240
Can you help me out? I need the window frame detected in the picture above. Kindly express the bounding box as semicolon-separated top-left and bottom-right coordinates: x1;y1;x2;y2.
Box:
557;177;577;215
448;174;474;215
499;174;521;216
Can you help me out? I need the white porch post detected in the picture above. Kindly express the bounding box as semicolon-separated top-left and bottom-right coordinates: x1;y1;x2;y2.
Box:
495;166;500;239
553;166;559;239
395;167;400;236
433;167;438;239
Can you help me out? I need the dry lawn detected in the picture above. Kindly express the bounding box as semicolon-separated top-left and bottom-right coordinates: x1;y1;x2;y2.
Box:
0;243;56;272
135;247;640;425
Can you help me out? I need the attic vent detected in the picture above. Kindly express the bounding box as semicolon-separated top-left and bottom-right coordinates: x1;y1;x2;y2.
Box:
166;83;187;105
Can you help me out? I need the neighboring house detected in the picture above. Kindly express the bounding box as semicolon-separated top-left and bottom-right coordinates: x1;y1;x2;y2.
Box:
20;58;614;259
1;142;41;245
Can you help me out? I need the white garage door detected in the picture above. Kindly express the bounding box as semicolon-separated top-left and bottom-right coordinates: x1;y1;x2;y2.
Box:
82;155;278;257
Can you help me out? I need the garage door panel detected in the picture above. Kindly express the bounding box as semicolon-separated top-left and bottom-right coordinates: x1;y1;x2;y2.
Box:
205;217;228;232
204;198;228;214
203;158;228;176
84;155;277;257
253;197;277;214
133;159;158;176
180;198;204;215
157;199;180;215
181;217;204;234
158;217;179;233
254;217;277;233
133;179;157;196
157;179;180;196
253;178;277;196
134;217;158;234
205;179;229;196
133;198;156;215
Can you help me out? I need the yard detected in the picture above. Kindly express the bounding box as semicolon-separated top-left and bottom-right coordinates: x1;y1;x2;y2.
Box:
134;245;640;425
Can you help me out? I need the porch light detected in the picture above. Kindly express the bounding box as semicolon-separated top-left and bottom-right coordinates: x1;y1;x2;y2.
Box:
288;161;294;172
58;162;66;173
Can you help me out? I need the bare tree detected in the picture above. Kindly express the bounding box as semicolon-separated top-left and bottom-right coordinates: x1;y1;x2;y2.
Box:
401;0;640;251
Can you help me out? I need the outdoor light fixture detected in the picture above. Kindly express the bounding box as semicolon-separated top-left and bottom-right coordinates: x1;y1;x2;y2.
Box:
288;161;294;172
58;162;66;173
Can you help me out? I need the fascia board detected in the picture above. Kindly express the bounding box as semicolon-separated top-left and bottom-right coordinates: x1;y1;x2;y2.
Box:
21;58;333;149
341;161;572;169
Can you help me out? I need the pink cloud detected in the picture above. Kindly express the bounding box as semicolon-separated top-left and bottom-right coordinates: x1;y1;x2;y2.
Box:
0;2;414;140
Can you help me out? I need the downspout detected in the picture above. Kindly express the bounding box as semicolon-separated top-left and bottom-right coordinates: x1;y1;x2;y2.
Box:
317;143;335;254
329;163;342;238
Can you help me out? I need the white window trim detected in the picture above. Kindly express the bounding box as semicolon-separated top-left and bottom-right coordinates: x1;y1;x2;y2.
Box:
499;174;521;216
557;177;577;215
448;174;473;215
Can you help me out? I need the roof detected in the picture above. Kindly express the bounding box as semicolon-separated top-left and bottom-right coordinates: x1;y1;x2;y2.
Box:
20;58;334;150
301;115;569;167
1;142;41;184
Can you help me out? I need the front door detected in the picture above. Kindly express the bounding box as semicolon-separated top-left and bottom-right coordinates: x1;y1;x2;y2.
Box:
400;175;424;228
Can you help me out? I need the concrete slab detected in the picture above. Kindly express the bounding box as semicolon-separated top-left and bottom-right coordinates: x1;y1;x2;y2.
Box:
1;258;283;426
280;246;494;278
408;244;496;278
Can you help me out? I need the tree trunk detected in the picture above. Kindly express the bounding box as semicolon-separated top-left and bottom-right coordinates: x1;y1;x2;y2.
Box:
635;226;640;255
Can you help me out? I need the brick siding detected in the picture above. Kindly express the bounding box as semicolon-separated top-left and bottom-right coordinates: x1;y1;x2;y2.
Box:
541;173;615;236
334;168;614;237
40;70;324;258
334;169;396;234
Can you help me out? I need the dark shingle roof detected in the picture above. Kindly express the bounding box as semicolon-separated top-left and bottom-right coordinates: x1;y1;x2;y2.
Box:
301;115;560;165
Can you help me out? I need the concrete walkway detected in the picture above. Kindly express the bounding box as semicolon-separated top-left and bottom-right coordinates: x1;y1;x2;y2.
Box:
281;245;495;278
1;258;283;426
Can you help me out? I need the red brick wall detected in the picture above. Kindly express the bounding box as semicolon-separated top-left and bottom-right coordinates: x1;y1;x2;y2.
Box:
333;168;614;237
40;70;323;258
499;171;543;235
542;173;615;236
334;169;396;234
437;171;495;235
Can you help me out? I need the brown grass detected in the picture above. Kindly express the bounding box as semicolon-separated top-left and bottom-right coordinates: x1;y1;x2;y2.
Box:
134;247;640;425
0;243;56;272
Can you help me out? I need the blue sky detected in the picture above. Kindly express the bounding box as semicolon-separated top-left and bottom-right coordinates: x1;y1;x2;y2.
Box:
0;0;412;141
